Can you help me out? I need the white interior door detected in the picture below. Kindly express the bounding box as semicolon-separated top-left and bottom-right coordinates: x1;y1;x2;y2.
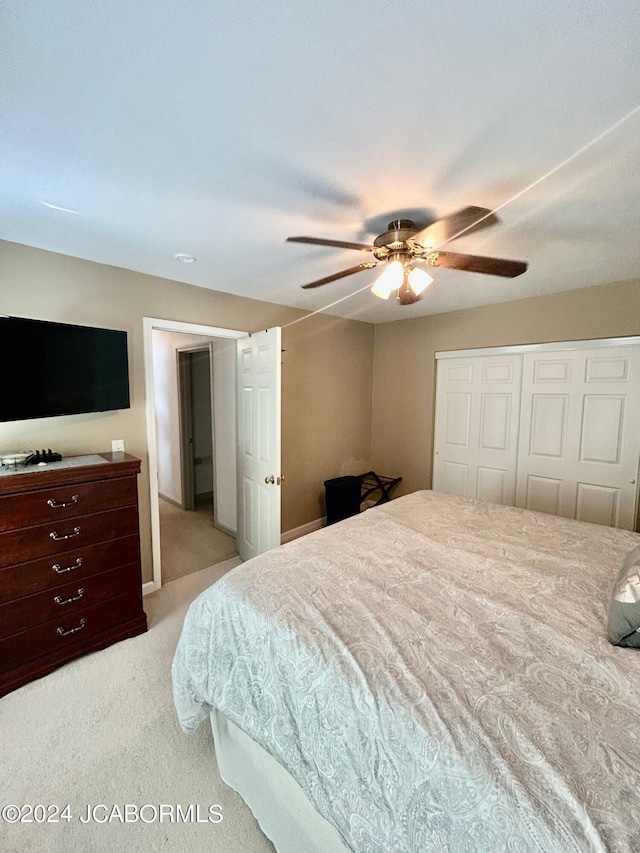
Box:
236;327;282;561
433;354;523;504
516;347;640;529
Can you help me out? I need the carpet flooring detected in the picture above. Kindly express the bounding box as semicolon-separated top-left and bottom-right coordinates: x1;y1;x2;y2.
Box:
159;498;237;584
0;558;276;853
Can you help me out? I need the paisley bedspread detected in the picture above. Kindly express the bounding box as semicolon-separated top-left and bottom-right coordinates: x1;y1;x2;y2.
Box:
172;491;640;852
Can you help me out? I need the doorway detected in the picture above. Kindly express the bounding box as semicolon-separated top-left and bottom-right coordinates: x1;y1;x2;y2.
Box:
143;319;244;592
153;331;238;584
178;347;214;514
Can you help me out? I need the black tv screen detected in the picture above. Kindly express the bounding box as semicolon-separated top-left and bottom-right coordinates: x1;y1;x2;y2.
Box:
0;316;131;422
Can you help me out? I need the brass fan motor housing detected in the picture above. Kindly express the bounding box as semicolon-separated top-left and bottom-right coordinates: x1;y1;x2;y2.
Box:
372;220;423;262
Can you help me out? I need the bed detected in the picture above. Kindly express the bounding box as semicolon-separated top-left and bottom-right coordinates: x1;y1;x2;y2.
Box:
172;490;640;852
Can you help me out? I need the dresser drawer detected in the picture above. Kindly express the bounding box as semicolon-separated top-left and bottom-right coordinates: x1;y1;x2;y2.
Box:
0;535;140;603
0;563;141;639
0;507;140;568
0;588;144;672
0;476;137;533
0;453;146;695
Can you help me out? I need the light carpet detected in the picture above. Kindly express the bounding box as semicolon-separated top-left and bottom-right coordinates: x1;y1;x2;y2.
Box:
159;498;238;584
0;558;276;853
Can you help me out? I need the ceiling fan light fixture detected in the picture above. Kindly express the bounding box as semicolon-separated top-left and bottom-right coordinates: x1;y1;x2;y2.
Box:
288;205;526;301
408;266;433;295
371;260;404;299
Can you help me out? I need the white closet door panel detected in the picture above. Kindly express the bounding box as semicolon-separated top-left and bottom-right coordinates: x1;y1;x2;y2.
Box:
575;483;619;527
480;394;511;450
476;466;507;504
441;461;469;496
516;347;640;529
579;395;623;463
523;475;562;515
528;394;568;458
434;355;522;504
444;393;472;447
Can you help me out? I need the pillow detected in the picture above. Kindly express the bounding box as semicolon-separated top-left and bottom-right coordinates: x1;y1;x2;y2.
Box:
608;545;640;648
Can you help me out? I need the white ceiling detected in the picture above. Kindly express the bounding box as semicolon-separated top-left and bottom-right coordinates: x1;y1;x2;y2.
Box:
1;1;639;324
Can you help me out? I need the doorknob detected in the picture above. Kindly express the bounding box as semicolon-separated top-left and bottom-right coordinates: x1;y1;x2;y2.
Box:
265;475;275;485
277;475;285;485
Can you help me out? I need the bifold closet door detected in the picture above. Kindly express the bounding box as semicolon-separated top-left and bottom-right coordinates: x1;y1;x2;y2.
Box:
433;354;523;505
515;347;640;529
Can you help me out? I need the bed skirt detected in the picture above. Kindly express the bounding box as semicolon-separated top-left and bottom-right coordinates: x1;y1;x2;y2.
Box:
210;709;350;853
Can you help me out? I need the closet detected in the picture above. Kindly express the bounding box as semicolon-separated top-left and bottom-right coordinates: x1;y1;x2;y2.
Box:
433;338;640;530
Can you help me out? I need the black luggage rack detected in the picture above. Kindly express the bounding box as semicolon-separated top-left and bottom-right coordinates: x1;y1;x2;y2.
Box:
324;471;402;526
359;471;402;506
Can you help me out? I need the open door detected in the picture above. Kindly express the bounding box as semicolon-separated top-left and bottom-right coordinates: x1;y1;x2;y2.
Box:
236;327;282;560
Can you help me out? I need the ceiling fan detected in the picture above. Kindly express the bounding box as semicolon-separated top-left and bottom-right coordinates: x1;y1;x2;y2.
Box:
287;206;528;305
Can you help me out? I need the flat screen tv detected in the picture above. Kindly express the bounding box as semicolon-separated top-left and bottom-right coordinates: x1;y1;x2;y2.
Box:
0;316;131;422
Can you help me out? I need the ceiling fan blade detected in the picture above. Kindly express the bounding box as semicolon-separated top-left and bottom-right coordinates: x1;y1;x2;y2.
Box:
424;252;528;278
287;236;375;252
411;206;500;249
300;261;379;289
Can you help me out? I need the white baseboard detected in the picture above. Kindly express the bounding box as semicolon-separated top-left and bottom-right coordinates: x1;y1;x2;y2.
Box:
158;492;182;508
142;580;158;596
214;521;237;538
281;517;325;544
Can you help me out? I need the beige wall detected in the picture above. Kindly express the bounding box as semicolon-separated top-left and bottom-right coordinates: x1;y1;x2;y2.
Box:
5;237;636;582
283;314;374;523
0;241;375;582
371;279;640;500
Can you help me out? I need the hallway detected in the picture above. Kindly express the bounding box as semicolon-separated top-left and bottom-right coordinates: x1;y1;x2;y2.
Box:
159;497;237;584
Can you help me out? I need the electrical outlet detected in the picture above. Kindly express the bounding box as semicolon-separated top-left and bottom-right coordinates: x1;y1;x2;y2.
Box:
111;439;125;453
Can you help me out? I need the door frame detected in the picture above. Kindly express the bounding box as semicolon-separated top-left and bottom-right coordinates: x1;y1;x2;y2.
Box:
177;344;215;513
143;317;244;594
435;336;640;360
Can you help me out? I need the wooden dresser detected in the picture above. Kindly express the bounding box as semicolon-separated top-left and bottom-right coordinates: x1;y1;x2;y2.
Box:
0;452;147;696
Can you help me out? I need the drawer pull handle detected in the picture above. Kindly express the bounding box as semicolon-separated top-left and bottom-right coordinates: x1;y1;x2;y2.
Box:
54;588;85;605
50;526;81;541
47;494;79;508
57;618;86;637
52;557;83;574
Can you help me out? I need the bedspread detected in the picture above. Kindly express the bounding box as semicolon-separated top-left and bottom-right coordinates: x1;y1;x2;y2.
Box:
172;491;640;852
